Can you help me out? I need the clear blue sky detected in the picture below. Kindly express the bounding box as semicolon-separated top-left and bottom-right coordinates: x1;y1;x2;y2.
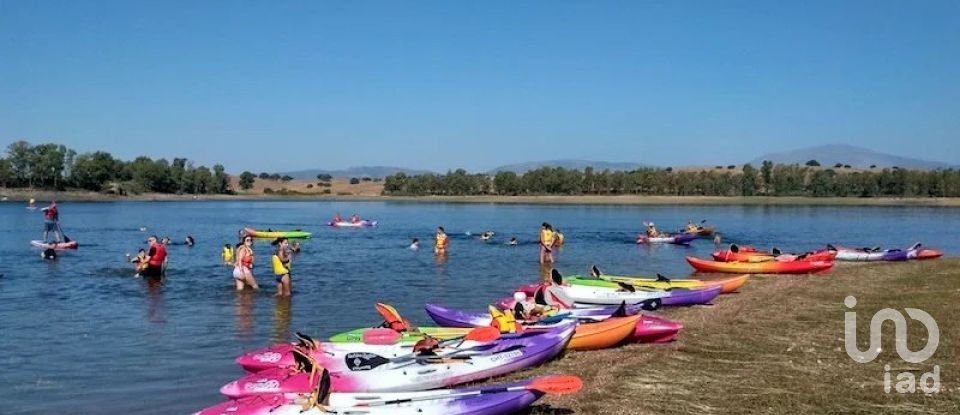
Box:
2;1;958;173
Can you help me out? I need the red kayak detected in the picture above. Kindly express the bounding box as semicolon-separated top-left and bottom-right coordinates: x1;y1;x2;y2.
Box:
687;256;833;274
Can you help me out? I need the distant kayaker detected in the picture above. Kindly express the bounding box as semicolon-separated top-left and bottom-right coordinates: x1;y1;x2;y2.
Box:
142;236;168;279
42;242;57;260
539;223;555;264
350;213;361;223
644;222;662;237
40;200;61;243
410;238;420;250
686;221;699;233
233;235;259;290
434;227;449;255
271;237;292;297
333;213;343;223
222;243;235;265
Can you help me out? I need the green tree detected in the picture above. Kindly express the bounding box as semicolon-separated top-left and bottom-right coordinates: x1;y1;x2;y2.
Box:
7;141;33;187
741;164;759;196
70;151;119;191
493;171;521;195
213;164;230;193
760;160;773;195
239;171;256;190
0;158;11;188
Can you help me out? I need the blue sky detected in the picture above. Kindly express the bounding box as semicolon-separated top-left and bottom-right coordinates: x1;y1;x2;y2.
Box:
2;1;958;172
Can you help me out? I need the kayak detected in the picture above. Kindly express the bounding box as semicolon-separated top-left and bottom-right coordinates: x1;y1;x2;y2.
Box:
596;274;748;294
637;233;698;245
685;226;715;237
329;220;378;227
514;283;671;307
832;245;942;262
425;304;646;350
197;376;563;415
243;227;312;239
221;323;575;396
30;240;78;250
712;249;837;263
559;277;722;306
686;256;834;274
329;327;471;344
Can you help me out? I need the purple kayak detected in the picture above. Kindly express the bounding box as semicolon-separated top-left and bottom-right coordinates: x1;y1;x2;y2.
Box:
195;376;554;415
661;285;722;306
426;303;647;328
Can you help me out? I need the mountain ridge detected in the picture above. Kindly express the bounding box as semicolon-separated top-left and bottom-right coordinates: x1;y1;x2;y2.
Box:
749;144;954;170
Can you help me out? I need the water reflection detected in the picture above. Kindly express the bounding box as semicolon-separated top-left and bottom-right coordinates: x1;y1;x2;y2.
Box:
145;278;166;324
234;291;255;341
538;263;553;283
271;297;292;344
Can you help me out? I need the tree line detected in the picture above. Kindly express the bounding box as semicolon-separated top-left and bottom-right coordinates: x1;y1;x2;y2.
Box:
383;162;960;198
0;141;231;195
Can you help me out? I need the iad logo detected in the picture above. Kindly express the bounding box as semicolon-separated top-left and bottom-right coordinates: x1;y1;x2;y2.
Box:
843;295;941;394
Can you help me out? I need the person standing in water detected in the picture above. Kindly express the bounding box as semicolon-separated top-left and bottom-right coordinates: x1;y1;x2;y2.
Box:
141;236;168;279
271;237;293;297
539;223;555;264
40;200;61;243
222;243;235;265
434;227;448;255
233;235;259;291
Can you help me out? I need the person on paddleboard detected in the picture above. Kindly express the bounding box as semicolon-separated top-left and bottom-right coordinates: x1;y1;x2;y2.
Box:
142;236;168;279
40;200;61;243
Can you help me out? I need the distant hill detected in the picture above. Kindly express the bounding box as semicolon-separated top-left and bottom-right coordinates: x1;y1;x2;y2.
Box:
750;144;955;170
489;160;650;174
280;166;434;179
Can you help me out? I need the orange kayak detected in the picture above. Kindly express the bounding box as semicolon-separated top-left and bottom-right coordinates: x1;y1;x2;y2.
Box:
687;256;834;274
712;249;837;263
567;314;642;351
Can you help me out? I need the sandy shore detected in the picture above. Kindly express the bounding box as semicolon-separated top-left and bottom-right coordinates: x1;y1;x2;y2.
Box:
4;189;960;207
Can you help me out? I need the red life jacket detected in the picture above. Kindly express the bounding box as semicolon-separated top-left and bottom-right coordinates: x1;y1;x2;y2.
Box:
149;244;167;267
44;206;58;220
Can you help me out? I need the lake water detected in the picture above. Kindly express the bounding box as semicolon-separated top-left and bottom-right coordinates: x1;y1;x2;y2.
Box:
0;201;957;414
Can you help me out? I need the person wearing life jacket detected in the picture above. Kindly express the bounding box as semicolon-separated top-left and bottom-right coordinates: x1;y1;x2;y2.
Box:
141;236;168;279
645;222;660;237
350;213;361;223
539;223;555;264
222;243;235;264
233;235;259;291
489;305;521;334
685;221;699;233
128;248;149;276
434;226;449;255
40;200;61;243
553;229;565;248
271;237;293;297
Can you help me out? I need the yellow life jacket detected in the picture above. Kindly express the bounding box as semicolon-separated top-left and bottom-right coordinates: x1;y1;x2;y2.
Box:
488;306;520;333
540;229;555;246
271;254;290;275
435;233;448;248
222;247;234;263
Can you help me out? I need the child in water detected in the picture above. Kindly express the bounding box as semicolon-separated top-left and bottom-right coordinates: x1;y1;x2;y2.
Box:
222;243;235;265
410;238;420;250
42;243;57;260
508;237;518;246
128;249;149;276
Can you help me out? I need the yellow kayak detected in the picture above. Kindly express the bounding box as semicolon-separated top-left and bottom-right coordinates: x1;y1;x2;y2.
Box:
589;267;748;294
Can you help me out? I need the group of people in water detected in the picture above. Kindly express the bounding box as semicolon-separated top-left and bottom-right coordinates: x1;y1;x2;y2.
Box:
223;231;301;297
331;213;363;224
408;226;549;256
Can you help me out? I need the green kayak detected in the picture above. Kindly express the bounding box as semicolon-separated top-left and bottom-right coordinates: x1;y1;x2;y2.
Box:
243;227;312;239
328;327;472;344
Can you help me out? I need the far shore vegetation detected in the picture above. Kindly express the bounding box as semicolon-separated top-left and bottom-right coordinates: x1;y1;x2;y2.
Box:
3;140;960;204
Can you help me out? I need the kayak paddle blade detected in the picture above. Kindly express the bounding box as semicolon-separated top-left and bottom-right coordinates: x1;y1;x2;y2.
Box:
530;375;584;395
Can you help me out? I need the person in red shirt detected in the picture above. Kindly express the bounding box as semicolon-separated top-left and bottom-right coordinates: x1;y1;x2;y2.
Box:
142;236;168;279
40;200;61;243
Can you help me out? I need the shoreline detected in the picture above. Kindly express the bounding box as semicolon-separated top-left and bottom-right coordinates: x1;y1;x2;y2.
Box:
3;189;960;206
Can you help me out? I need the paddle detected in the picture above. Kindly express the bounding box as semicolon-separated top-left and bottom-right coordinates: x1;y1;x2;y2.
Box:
590;265;603;278
294;331;320;350
344;326;501;371
355;375;584;407
551;269;564;285
611;301;629;317
56;222;71;243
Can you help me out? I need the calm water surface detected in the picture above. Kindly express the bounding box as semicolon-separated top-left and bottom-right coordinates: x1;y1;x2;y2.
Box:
0;201;957;414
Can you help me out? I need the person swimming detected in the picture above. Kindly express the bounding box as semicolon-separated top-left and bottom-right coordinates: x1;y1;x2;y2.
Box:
480;231;494;241
290;241;301;253
410;238;420;250
508;237;518;246
42;243;57;260
185;235;195;247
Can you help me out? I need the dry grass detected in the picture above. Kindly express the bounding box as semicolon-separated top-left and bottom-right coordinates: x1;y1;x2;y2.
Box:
521;260;960;414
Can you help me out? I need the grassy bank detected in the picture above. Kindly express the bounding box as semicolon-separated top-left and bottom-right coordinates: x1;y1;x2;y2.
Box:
526;260;959;414
3;188;960;207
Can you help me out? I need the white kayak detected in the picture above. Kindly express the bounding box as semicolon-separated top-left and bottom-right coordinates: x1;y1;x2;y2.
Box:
547;284;669;307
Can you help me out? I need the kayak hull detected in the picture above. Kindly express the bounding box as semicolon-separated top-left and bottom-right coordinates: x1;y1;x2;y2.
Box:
563;277;722;306
712;250;836;263
243;227;312;239
328;220;378;227
30;240;78;250
686;256;834;274
197;377;547;415
596;274;748;294
637;233;698;245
